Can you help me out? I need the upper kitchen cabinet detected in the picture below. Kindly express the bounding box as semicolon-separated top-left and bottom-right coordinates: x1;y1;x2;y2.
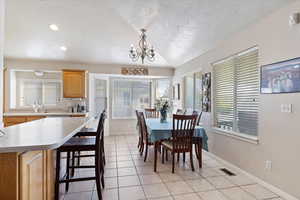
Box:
63;70;86;98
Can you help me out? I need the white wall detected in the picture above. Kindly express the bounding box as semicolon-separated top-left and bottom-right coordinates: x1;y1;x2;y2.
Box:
0;0;5;127
174;2;300;198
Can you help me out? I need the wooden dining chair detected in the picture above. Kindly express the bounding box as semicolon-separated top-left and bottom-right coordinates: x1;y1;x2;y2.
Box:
192;111;203;125
136;110;144;154
159;114;197;173
145;108;159;118
139;112;154;162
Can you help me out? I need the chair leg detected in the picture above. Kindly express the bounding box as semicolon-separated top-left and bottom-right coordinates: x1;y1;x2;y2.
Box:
183;152;186;163
95;151;103;200
166;150;168;161
55;150;61;200
190;150;195;171
65;151;70;192
198;140;203;168
154;142;158;172
71;151;75;177
77;151;81;166
172;152;175;173
162;147;165;164
177;153;180;162
140;142;144;156
144;144;148;162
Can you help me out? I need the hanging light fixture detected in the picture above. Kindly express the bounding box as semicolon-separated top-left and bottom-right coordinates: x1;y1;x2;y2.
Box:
129;28;155;64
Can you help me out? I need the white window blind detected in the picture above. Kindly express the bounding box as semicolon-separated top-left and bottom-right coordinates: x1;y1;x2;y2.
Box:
112;79;150;118
213;47;259;137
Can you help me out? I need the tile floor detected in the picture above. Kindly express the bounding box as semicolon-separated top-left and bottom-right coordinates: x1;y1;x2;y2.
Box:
59;135;283;200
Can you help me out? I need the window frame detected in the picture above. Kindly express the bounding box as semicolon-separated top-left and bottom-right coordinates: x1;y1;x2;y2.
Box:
18;78;62;108
212;46;259;143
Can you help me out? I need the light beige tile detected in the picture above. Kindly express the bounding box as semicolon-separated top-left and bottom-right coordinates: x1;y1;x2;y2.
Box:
143;183;170;198
173;193;202;200
221;187;256;200
117;160;134;168
165;181;194;195
225;174;256;186
92;188;119;200
68;180;95;193
178;170;202;180
186;178;215;192
159;172;183;182
241;184;278;200
119;186;145;200
199;168;224;178
105;177;118;189
206;176;236;189
64;191;93;200
104;168;118;178
148;197;173;200
118;167;137;176
139;174;162;185
117;155;132;161
118;175;141;187
136;166;156;175
198;190;229;200
106;162;117;169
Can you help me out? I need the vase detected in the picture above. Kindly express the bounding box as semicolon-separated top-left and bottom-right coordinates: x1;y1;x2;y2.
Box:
160;110;167;123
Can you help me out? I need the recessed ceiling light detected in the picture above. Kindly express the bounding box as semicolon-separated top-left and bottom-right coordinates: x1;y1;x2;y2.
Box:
60;46;67;51
49;24;59;31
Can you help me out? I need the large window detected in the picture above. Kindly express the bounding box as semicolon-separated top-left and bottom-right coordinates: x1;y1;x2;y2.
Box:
155;79;170;99
112;78;151;118
11;71;62;108
213;47;259;137
184;72;202;112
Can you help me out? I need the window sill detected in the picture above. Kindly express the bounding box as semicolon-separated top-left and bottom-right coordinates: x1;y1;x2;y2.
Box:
212;127;259;145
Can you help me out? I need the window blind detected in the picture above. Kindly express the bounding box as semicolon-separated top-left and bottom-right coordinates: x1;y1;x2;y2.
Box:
236;49;259;136
213;47;259;136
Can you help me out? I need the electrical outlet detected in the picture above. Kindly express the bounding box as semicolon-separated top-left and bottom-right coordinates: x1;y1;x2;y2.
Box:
265;160;272;171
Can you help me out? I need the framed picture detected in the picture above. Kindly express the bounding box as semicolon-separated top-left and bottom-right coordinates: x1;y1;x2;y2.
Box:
261;57;300;94
202;72;211;112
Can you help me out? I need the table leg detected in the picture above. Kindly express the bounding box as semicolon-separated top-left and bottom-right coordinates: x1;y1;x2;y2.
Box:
198;138;202;168
154;142;158;172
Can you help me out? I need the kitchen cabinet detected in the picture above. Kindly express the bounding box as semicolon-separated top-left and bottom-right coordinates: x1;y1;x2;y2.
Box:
63;70;86;98
4;116;45;127
19;151;47;200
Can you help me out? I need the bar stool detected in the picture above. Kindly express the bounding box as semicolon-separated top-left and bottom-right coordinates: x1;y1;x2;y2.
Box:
70;111;106;176
55;112;106;200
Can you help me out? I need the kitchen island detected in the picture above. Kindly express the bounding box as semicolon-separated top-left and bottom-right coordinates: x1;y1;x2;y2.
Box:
0;117;91;200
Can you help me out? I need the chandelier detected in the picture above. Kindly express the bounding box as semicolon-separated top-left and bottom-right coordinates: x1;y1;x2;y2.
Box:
129;29;155;64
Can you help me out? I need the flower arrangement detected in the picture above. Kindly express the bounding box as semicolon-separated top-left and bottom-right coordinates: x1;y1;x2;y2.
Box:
155;99;170;123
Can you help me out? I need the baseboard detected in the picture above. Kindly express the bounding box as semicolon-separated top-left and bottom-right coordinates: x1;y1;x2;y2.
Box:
206;152;299;200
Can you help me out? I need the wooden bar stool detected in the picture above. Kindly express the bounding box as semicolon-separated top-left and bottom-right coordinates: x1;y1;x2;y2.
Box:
55;112;106;200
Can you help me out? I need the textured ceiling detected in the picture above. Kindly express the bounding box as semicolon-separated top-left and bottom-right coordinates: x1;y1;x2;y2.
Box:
4;0;296;67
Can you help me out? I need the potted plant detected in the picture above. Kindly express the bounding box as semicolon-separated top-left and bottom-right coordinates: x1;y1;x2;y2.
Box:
155;99;170;123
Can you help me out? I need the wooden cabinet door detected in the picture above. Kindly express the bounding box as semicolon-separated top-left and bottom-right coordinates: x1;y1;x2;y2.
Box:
19;151;46;200
63;70;86;98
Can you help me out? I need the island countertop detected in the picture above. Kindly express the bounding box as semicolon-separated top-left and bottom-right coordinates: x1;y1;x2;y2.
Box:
0;117;91;153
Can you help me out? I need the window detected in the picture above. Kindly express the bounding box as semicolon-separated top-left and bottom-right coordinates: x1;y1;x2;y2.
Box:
213;47;259;137
11;71;62;108
184;72;202;112
112;78;151;118
155;79;170;99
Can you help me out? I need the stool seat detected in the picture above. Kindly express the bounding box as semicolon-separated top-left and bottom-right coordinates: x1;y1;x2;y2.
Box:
59;137;96;151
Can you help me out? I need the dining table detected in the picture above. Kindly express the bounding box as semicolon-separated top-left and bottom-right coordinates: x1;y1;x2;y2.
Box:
145;118;208;172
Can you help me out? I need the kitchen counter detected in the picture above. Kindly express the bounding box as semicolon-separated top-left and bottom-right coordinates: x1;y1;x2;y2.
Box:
0;117;91;153
3;112;88;117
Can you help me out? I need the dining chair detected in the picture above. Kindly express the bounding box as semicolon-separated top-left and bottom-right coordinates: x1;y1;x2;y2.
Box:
135;110;144;155
145;108;159;118
55;111;106;200
159;114;197;173
139;112;154;162
192;110;203;125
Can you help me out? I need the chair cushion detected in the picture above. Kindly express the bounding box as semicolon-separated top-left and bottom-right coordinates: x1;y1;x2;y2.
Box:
162;140;173;150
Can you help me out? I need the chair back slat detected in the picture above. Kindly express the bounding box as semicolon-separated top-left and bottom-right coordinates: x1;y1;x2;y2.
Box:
192;111;203;125
136;110;143;141
145;108;159;118
139;112;149;142
172;114;197;152
96;110;106;153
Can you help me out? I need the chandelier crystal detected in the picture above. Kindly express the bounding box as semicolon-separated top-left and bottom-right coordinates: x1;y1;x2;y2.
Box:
129;29;155;64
